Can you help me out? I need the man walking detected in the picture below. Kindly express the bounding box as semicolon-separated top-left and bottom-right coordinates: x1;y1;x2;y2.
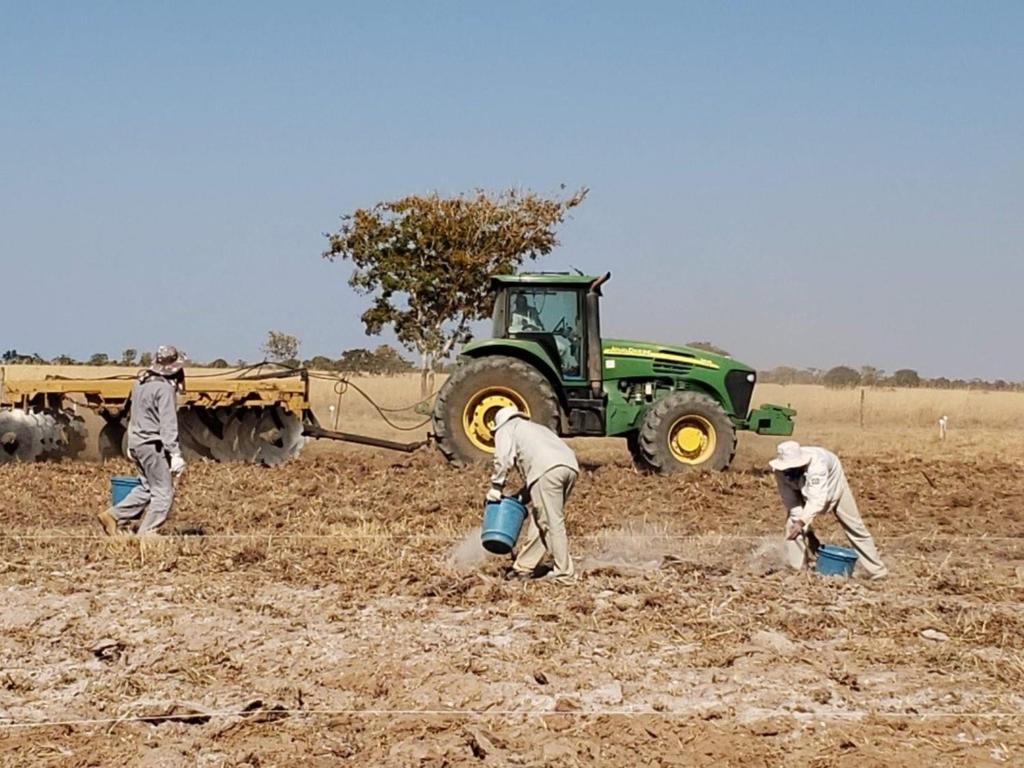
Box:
770;441;888;579
487;406;580;585
97;346;187;536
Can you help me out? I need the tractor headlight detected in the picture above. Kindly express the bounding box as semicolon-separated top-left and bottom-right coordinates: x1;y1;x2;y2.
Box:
746;373;755;383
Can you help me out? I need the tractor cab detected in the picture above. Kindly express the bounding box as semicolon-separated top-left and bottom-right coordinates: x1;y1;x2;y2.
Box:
490;273;605;382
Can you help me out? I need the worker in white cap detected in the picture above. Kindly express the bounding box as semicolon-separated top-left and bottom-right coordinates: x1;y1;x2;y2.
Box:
487;405;580;585
96;345;187;536
769;441;888;579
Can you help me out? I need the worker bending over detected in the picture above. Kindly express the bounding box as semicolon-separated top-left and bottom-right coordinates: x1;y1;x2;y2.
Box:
487;406;580;585
770;441;888;580
97;346;187;536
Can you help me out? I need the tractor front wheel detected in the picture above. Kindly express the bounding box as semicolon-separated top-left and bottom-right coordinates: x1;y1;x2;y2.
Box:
637;391;736;473
432;355;560;466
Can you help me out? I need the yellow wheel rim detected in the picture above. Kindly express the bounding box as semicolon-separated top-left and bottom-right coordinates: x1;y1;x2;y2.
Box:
462;387;530;453
668;415;716;464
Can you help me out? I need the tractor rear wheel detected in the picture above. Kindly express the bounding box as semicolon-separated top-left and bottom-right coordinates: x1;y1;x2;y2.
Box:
433;355;560;465
637;391;736;473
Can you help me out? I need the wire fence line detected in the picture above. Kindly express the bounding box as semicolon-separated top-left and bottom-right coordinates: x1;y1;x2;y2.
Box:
1;532;1021;542
1;706;1022;730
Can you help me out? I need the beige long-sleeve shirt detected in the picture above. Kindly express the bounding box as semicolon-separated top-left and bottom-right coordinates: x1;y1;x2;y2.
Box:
774;446;846;526
490;418;579;489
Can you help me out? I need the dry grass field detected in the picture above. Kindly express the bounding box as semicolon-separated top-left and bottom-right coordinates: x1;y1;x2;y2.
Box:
1;367;1022;766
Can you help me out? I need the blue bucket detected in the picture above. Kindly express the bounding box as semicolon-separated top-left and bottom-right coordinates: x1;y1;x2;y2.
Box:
816;545;859;577
110;476;142;506
481;497;527;555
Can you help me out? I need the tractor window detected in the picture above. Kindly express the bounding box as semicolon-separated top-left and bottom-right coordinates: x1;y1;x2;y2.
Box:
508;288;583;378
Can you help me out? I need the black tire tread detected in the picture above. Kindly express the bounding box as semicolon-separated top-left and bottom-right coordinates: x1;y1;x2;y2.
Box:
637;390;736;474
432;355;559;466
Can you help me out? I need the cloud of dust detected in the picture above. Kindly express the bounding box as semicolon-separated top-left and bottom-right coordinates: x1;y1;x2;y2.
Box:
580;523;674;573
448;526;488;572
746;537;788;574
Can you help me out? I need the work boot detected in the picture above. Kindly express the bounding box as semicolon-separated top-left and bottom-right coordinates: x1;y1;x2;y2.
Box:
96;509;119;537
538;572;578;587
503;567;532;581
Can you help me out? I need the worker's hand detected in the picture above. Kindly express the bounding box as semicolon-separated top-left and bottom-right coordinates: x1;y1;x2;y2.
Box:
485;487;503;504
786;517;805;541
169;453;187;476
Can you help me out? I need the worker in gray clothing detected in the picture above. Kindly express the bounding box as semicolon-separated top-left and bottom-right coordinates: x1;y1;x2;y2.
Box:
96;346;187;536
770;441;888;580
487;406;580;585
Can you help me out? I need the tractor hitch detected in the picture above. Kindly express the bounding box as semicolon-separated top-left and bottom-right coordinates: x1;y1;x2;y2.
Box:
301;421;431;454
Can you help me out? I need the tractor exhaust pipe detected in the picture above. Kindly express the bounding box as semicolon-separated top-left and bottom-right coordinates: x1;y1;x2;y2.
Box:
586;272;611;398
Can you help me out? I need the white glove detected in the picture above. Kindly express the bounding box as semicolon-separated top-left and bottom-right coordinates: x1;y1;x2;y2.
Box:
485;487;502;503
786;516;806;540
169;453;186;476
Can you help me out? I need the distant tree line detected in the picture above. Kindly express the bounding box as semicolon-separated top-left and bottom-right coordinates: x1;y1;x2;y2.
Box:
304;345;440;375
1;343;434;377
5;345;1021;390
760;364;1024;392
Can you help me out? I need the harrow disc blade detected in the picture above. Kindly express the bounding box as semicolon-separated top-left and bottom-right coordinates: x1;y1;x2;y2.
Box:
56;413;88;460
0;410;42;463
201;409;239;463
226;410;262;463
1;409;92;463
175;407;303;465
98;420;128;461
253;408;305;467
177;409;218;461
32;412;63;460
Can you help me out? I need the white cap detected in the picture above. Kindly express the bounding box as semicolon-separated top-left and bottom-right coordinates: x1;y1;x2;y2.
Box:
493;406;527;431
768;440;812;471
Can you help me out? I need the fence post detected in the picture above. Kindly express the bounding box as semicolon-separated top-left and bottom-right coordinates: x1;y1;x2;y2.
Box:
859;388;865;429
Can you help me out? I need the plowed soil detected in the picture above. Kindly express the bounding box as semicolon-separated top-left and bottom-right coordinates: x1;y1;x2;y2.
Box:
1;440;1022;767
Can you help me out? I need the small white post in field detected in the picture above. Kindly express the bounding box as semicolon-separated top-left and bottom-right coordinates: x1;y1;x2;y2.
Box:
938;415;948;441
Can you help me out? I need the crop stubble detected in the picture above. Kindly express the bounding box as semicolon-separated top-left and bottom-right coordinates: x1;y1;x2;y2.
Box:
1;431;1023;766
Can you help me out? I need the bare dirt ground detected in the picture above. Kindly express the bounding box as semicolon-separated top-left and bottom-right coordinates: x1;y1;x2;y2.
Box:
2;437;1023;767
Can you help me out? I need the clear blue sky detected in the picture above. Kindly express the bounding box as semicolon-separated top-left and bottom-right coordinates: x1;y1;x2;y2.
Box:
2;2;1021;379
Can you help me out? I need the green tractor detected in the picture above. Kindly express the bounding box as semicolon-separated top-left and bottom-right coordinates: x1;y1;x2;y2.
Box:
432;272;795;473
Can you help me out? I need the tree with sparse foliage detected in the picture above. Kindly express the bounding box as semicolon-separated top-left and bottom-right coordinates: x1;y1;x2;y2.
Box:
859;366;884;386
324;187;588;393
208;358;230;368
88;353;109;366
139;352;153;368
262;331;301;364
370;345;414;375
51;354;77;365
304;355;337;371
120;348;138;366
2;350;44;364
337;348;375;374
823;365;861;389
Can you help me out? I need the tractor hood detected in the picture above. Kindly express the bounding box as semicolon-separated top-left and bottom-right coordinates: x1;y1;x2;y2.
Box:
601;339;749;373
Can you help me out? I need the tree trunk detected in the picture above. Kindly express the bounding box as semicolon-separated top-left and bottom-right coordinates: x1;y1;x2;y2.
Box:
419;350;433;397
